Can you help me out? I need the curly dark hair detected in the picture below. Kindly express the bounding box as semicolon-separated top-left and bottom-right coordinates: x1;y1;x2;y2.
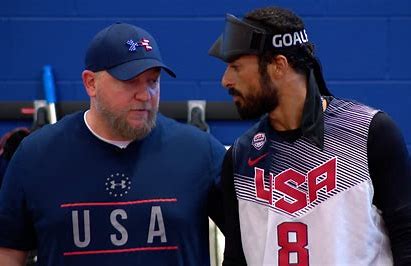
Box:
244;6;316;76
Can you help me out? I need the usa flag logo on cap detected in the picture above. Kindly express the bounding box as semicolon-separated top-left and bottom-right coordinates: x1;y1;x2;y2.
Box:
126;38;152;52
252;132;266;150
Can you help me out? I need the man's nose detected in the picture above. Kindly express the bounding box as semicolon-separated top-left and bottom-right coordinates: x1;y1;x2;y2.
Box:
221;67;234;89
134;86;152;101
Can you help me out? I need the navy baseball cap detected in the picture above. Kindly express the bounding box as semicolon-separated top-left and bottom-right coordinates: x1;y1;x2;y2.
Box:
85;22;176;80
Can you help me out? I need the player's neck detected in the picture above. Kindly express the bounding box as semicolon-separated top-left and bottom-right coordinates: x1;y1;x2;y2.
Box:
268;77;307;131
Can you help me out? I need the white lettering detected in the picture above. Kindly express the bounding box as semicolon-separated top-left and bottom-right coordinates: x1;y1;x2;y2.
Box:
147;206;167;243
272;30;309;48
282;33;293;46
110;209;128;246
293;32;302;45
72;210;91;248
273;34;283;48
302;29;308;42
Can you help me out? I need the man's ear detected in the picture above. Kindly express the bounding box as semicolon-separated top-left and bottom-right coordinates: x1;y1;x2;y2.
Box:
267;55;289;79
82;70;97;97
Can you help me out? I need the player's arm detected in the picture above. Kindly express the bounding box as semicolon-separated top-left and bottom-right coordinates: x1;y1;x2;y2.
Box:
221;147;247;266
368;112;411;265
206;136;227;233
0;142;37;264
0;247;28;266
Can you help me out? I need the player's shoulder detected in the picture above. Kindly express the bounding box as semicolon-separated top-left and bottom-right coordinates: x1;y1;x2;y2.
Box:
369;111;401;136
235;116;266;146
156;113;225;150
158;113;212;138
23;112;83;146
328;97;379;116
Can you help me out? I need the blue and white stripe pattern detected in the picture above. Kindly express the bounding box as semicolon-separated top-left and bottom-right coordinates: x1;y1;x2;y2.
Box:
234;98;379;219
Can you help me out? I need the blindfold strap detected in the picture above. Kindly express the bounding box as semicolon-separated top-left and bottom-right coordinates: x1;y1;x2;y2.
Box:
312;57;332;96
300;69;325;149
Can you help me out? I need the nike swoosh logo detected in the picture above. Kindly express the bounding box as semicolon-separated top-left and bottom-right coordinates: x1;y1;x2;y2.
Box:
248;153;269;167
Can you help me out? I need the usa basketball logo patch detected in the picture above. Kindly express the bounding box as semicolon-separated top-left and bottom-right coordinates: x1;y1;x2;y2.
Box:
252;132;266;150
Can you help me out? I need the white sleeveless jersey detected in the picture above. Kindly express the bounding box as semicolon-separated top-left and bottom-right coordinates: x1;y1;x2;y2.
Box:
233;99;393;266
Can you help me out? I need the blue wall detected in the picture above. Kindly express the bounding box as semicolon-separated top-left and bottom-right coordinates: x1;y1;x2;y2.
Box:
1;0;410;148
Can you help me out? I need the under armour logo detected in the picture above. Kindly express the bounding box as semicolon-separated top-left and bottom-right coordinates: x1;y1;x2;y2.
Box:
105;173;132;197
126;38;153;52
110;180;127;189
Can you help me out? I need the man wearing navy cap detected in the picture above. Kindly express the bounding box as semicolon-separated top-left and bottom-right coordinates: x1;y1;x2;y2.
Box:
0;22;226;266
209;6;411;266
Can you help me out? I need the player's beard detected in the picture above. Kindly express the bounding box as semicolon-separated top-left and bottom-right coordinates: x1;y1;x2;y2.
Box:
230;71;279;120
95;99;157;141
